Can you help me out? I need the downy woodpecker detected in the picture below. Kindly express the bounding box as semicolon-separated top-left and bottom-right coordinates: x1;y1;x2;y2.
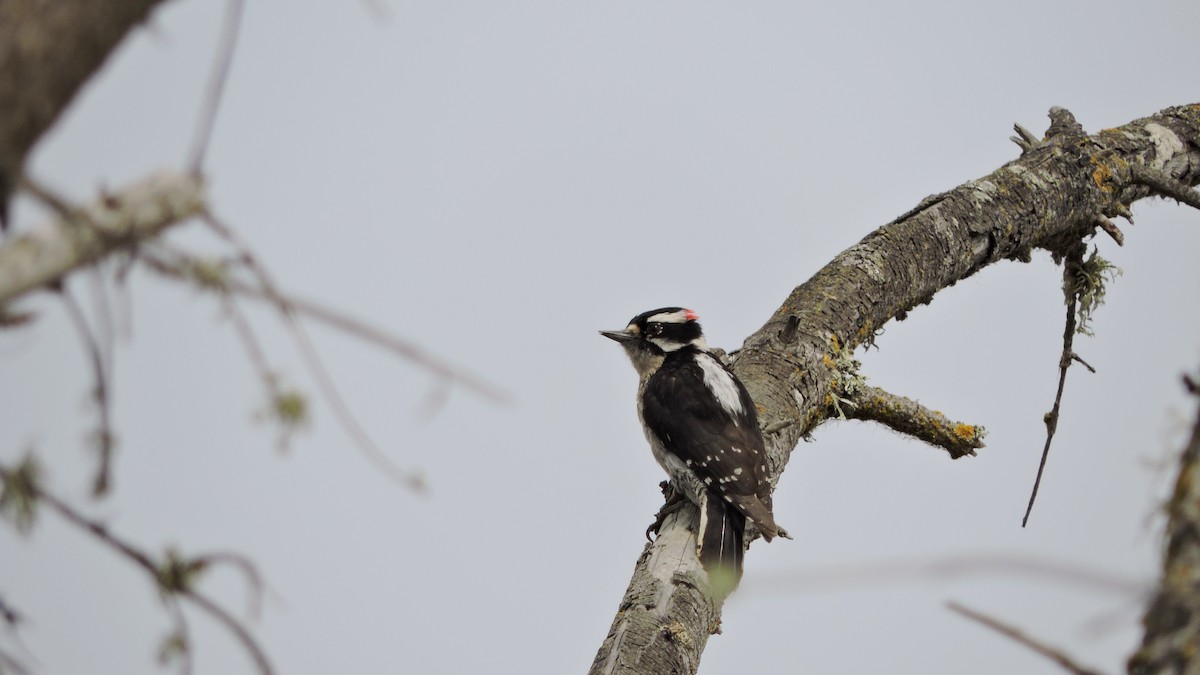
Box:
602;307;785;581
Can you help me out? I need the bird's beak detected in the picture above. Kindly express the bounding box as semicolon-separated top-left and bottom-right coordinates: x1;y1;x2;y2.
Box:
600;329;637;343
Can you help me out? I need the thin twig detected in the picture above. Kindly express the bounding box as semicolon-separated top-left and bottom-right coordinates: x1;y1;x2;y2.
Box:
200;213;428;490
18;175;75;220
222;297;273;389
220;296;312;451
162;598;194;675
188;0;246;172
179;591;272;675
87;267;117;385
0;463;274;675
1023;248;1083;527
290;301;427;489
947;602;1107;675
58;286;115;497
196;552;264;620
1070;353;1096;374
0;648;31;675
750;552;1142;596
141;245;509;403
0;592;32;675
0;596;19;629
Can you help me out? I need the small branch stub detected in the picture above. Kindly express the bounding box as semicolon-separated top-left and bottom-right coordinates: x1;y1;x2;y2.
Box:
844;384;985;459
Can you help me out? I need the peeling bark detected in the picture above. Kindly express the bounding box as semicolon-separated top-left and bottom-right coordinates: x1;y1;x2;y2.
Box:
591;104;1200;675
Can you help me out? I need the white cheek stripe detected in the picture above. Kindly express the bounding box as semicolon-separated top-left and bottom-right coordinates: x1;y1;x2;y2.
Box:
649;336;684;352
648;336;708;353
697;353;745;417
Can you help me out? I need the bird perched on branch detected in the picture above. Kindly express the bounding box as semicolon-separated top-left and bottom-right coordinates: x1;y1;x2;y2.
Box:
602;307;787;587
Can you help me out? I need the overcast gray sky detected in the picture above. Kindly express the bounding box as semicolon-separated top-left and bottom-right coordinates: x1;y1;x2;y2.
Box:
2;1;1199;673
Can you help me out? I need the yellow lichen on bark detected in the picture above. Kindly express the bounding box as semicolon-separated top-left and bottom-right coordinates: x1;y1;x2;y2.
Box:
954;423;977;440
1091;157;1115;193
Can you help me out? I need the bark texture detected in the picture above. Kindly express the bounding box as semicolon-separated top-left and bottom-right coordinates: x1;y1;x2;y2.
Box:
0;0;172;226
591;104;1200;674
1128;392;1200;675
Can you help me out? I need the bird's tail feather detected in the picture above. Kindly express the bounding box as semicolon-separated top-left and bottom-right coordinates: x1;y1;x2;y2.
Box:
697;495;745;591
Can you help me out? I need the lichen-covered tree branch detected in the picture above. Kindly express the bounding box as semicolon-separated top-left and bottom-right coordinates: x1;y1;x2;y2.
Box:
590;104;1200;675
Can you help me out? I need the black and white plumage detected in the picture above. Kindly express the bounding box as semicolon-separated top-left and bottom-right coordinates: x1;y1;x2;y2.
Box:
602;307;785;581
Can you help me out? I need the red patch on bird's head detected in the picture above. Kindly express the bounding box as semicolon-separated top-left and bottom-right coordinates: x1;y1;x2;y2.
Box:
685;309;699;321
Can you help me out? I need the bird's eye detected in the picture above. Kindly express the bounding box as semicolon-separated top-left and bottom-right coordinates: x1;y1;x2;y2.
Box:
646;323;663;337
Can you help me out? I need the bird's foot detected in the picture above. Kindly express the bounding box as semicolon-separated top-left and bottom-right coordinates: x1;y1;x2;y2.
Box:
646;481;688;541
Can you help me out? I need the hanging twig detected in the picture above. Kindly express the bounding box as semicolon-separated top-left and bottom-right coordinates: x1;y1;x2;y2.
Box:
1023;246;1082;527
58;285;115;497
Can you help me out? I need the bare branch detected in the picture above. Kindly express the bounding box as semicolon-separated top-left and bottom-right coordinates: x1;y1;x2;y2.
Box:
180;591;272;675
58;285;116;496
139;245;510;404
750;553;1142;596
200;213;428;490
0;648;31;675
194;552;265;620
188;0;246;172
1023;245;1084;528
159;598;194;675
0;596;19;629
0;461;274;675
595;103;1200;673
947;601;1108;675
0;170;206;305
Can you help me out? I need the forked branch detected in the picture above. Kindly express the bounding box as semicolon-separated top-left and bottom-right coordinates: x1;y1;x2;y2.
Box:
592;104;1200;675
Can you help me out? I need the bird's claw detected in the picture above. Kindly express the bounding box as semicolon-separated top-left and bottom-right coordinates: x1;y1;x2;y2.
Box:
645;481;687;541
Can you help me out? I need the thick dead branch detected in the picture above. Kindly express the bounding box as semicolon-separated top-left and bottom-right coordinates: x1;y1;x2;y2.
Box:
0;170;206;305
1128;390;1200;674
843;384;985;459
0;0;172;227
593;104;1200;674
